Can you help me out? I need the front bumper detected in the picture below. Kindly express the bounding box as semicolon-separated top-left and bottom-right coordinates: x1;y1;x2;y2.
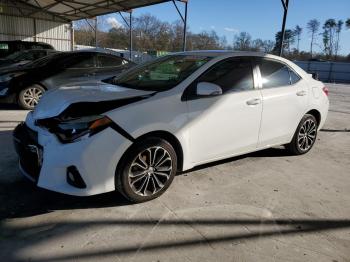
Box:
13;113;133;196
13;123;43;182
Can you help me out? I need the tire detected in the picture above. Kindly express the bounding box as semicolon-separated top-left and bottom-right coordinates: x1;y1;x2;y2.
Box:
286;114;318;155
116;137;177;203
18;84;45;110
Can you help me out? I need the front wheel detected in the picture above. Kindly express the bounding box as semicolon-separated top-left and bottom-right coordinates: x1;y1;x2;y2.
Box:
116;137;177;203
18;84;45;110
286;114;318;155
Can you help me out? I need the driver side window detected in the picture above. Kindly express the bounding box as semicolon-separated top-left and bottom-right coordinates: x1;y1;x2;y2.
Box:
197;58;254;94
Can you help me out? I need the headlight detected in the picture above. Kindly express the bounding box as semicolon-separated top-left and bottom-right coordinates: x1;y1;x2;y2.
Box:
0;87;8;96
0;72;25;82
37;115;112;143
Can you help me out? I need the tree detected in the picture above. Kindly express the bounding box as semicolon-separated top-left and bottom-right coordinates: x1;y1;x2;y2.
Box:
323;19;337;57
334;20;343;58
346;18;350;29
294;25;302;52
307;19;320;57
263;40;275;53
233;32;252;51
274;29;295;54
251;38;264;51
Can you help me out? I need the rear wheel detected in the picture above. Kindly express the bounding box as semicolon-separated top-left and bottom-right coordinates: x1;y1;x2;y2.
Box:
286;114;318;155
116;137;177;203
18;84;45;110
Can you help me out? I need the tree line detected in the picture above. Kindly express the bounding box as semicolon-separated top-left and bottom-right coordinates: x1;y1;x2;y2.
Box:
74;15;350;61
273;18;350;61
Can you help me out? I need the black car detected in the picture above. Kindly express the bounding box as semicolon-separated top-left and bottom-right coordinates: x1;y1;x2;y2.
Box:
0;41;54;58
0;49;57;70
0;49;136;109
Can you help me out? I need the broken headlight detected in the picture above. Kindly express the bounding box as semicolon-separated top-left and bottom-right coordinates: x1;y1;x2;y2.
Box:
38;115;112;143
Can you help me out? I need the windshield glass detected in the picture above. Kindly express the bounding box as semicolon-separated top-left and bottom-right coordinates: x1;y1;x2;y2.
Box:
5;51;23;60
112;55;211;91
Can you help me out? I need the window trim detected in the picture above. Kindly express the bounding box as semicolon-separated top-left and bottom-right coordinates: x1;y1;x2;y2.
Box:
182;56;258;101
254;57;302;89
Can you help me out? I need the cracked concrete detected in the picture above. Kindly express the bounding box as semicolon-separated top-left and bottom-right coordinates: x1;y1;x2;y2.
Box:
0;83;349;261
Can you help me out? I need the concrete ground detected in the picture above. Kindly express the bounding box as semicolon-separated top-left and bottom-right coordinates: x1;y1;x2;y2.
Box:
0;84;349;262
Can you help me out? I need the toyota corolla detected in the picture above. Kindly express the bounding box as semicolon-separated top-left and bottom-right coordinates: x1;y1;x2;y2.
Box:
13;51;329;203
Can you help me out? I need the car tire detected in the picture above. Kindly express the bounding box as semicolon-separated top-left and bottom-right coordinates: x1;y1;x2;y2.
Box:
116;137;177;203
18;84;45;110
286;114;318;155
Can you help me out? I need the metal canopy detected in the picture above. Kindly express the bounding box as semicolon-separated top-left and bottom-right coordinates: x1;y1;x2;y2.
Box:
12;0;171;21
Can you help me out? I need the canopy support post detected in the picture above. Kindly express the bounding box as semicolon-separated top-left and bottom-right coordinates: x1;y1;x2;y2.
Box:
279;0;289;56
172;0;189;51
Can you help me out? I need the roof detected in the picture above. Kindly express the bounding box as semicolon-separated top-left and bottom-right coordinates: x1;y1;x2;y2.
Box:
173;50;270;57
11;0;171;21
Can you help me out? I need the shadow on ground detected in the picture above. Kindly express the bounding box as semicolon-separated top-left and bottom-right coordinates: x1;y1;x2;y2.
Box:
1;216;350;261
0;103;21;110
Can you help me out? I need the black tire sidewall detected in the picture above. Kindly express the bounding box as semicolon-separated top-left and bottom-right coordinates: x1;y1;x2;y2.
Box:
291;114;318;155
116;137;177;203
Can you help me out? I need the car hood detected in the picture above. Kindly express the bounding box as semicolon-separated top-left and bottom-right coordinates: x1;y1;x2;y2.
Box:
33;82;154;119
0;61;29;71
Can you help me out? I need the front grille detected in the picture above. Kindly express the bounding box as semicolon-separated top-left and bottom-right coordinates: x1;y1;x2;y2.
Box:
13;123;43;182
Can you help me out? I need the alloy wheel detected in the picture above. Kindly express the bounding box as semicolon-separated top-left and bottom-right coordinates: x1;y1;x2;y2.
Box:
128;146;172;197
23;87;43;108
297;119;317;151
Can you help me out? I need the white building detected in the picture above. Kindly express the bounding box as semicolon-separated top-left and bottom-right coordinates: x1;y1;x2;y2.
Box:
0;0;73;51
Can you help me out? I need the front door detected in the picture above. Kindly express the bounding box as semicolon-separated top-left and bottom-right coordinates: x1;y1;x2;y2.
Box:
185;57;262;165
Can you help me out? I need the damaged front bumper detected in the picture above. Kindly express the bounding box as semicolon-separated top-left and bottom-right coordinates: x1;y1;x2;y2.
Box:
13;112;133;196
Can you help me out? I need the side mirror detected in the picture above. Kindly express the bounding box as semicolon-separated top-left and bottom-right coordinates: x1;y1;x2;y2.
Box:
196;82;223;96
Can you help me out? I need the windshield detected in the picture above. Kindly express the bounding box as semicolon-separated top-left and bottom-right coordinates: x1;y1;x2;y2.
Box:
5;51;23;60
112;55;211;91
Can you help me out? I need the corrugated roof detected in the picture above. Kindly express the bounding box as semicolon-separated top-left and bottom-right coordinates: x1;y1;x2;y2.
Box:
9;0;172;21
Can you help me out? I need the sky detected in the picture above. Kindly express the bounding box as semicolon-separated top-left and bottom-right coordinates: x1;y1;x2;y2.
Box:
102;0;350;55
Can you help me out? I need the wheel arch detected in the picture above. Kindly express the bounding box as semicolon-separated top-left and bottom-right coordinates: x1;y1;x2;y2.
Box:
16;82;47;97
306;109;321;126
120;130;184;172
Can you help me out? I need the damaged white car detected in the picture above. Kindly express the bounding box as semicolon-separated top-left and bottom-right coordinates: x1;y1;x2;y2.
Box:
13;51;329;203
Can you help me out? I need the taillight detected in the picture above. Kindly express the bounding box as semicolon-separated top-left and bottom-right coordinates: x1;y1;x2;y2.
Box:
322;86;329;96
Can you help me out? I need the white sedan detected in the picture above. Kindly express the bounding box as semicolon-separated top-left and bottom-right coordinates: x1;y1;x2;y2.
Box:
13;51;329;203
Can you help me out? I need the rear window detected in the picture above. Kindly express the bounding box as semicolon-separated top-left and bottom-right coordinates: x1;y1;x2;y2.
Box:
258;59;301;88
259;60;290;88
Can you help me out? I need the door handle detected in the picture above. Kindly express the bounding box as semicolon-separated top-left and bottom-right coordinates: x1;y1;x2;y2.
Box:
246;98;261;106
296;90;307;96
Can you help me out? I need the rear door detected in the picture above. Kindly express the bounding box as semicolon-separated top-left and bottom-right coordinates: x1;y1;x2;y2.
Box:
185;57;263;164
46;53;97;88
95;54;131;80
256;58;308;147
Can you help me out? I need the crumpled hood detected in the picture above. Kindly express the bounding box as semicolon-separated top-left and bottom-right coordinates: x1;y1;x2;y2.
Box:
33;82;154;119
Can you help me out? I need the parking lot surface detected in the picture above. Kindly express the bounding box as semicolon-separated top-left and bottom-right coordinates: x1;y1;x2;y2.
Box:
0;84;349;262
